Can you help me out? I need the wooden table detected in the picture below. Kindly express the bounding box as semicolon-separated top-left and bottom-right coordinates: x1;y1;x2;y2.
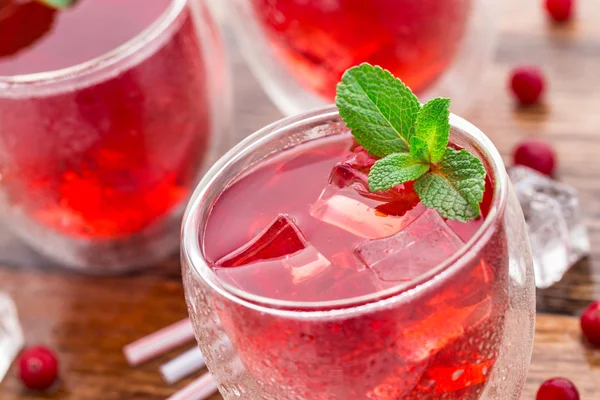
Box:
2;0;600;398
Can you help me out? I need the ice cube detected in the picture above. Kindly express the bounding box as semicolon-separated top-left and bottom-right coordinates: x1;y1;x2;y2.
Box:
310;163;425;239
355;209;464;283
316;268;386;301
510;166;589;260
216;214;307;268
216;245;387;302
283;245;332;284
215;258;297;299
0;292;24;383
517;191;570;289
508;166;588;287
396;296;492;364
369;363;427;399
214;215;334;301
389;253;493;366
215;243;332;300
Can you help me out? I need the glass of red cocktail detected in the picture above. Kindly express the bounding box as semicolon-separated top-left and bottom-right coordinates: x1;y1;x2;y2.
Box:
224;0;499;115
0;0;229;272
182;105;535;399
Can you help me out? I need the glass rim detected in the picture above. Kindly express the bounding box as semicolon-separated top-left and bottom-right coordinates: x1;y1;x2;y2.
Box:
0;0;186;89
182;105;508;318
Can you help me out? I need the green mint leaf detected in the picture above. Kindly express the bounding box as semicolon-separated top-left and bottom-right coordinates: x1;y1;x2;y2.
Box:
409;136;430;164
335;64;487;222
414;98;451;163
368;153;429;192
414;148;486;222
336;63;421;157
36;0;77;9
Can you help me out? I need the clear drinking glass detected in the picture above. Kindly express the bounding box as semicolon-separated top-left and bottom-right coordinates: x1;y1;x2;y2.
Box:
224;0;500;115
0;0;230;273
182;106;536;399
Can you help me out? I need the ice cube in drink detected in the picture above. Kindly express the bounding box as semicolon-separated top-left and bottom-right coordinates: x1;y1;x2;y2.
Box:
355;209;464;284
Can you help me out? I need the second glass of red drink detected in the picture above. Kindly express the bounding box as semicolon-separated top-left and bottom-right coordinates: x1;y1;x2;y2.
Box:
0;0;229;272
225;0;500;115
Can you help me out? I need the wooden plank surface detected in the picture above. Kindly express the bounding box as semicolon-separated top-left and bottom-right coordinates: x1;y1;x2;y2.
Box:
2;0;600;398
1;265;599;400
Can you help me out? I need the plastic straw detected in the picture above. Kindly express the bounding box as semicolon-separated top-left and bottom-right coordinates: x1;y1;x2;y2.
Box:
161;347;206;385
123;319;195;366
166;372;218;400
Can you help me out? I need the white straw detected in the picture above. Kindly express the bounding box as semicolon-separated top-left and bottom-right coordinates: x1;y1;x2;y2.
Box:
123;319;195;366
166;372;218;400
161;347;206;385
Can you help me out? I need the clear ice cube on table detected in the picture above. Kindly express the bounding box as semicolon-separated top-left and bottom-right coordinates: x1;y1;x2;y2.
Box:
508;166;589;288
355;209;464;285
0;292;24;383
518;192;570;288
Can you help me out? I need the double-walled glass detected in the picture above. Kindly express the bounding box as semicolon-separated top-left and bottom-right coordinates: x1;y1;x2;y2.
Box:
225;0;500;115
182;106;535;399
0;0;230;273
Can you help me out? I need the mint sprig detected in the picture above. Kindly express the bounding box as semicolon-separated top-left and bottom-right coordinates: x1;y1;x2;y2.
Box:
335;63;487;222
415;149;486;221
368;153;429;193
414;98;451;163
336;63;421;157
36;0;77;9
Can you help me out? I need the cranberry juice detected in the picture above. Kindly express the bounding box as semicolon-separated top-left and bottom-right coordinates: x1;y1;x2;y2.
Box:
203;133;509;399
0;0;211;238
250;0;472;100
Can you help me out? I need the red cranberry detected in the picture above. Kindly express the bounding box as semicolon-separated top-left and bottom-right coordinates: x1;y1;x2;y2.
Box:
536;378;579;400
513;140;556;176
18;346;59;391
510;67;545;105
581;301;600;347
545;0;574;22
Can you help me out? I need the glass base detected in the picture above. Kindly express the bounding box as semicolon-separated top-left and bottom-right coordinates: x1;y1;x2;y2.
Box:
0;207;182;274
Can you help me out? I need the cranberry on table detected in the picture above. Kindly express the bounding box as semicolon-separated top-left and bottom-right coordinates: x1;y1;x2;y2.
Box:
513;140;556;176
18;346;59;391
581;300;600;347
545;0;574;22
510;66;546;106
536;378;580;400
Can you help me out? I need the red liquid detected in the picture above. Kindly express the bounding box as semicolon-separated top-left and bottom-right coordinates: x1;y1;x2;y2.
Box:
203;134;509;399
0;0;212;238
250;0;472;100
